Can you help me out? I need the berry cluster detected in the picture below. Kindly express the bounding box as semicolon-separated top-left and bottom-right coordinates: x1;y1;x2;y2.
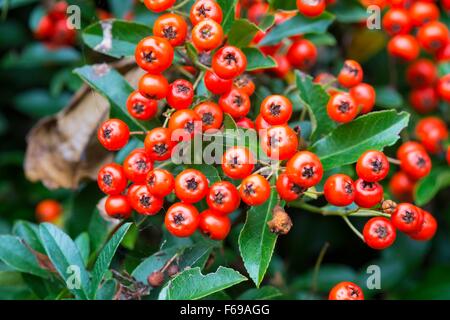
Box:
380;1;450;112
34;1;76;47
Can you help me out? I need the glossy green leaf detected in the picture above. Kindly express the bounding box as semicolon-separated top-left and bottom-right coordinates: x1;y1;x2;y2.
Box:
242;47;277;71
414;167;450;206
310;110;409;170
238;187;278;287
75;232;90;266
132;246;181;284
295;71;335;142
158;266;247;300
82;20;151;58
375;86;403;109
218;0;238;33
74;65;160;133
90;223;131;298
12;221;45;253
304;32;337;46
39;223;91;299
0;235;48;278
329;0;367;23
269;0;296;10
237;286;282;300
228;19;260;48
259;12;335;45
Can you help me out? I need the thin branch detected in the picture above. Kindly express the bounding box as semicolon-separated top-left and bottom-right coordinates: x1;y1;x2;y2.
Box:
311;242;330;294
342;216;364;241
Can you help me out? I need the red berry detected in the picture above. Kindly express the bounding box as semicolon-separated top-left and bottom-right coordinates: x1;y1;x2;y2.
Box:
144;127;175;161
212;46;247;80
389;171;415;202
406;59;437;88
296;0;326;17
194;101;224;131
409;1;440;27
417;21;449;52
167;79;194;110
349;83;376;114
105;195;132;219
146;169;175;198
222;146;255;179
354;179;384;208
97;163;128;195
138;73;169;100
153;13;188;47
198;209;231;240
219;87;251;119
396;141;426;160
382;8;412;36
356;150;390;182
165;202;199;237
135;36;174;73
206;181;240;214
174;169;209;203
286;39;317;71
36;199;62;222
276;173;305;202
260;125;299;160
192;19;224;51
260;95;293;125
338;60;363;88
415;117;448;154
437;74;450;102
123;148;154;184
391;203;424;233
128;184;163;215
204;70;233;95
190;0;223;25
363;217;396;249
328;282;364;300
239;174;271;206
286;151;323;188
168;109;202;141
387;35;420;61
409;210;437;241
234;76;255;96
327;92;358;123
97;119;130;151
127;91;158;120
399;149;432;180
324;174;355;207
144;0;176;12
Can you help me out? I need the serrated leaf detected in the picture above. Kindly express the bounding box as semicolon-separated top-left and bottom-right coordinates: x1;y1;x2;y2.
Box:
414;167;450;206
74;64;160;134
228;19;260;48
242;47;277;71
218;0;238;33
238;187;278;287
82;20;151;58
310;110;409;170
295;71;335;142
259;12;335;46
0;235;48;278
90;223;131;298
39;223;91;299
158;266;247;300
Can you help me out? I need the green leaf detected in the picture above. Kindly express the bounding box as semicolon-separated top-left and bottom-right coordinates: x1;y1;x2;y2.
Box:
12;221;45;253
438;62;450;77
259;14;276;31
295;71;335;142
259;12;335;46
414;167;450;206
237;286;282;300
228;19;260;48
0;235;48;278
218;0;238;33
375;86;403;109
90;223;131;298
0;0;39;9
13;90;70;118
238;186;278;287
310;110;409;170
242;47;277;71
304;32;337;46
88;209;115;255
269;0;296;10
39;223;91;299
74;65;160;133
329;0;367;23
82;20;151;58
75;233;90;266
95;279;118;300
158;266;247;300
